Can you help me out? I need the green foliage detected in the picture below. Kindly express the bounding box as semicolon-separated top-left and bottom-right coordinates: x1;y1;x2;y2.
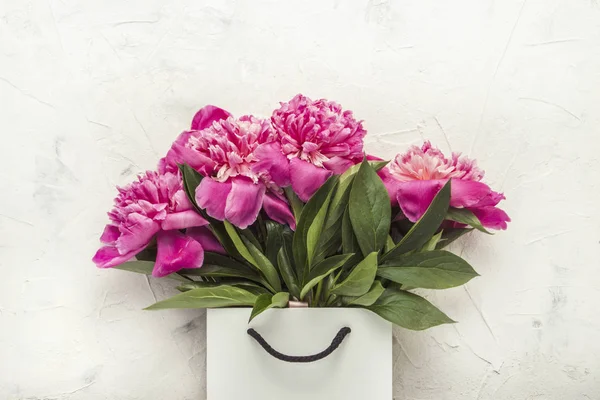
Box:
114;261;190;282
277;240;300;300
436;228;473;249
382;180;451;261
299;254;354;300
368;288;454;330
145;285;258;310
343;281;385;307
378;250;479;289
331;252;377;297
249;292;289;322
292;176;339;278
348;160;391;256
139;162;493;332
446;208;491;234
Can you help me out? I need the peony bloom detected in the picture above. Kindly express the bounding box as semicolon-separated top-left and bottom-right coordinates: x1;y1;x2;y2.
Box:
93;170;222;277
161;106;295;229
379;141;510;230
271;94;367;201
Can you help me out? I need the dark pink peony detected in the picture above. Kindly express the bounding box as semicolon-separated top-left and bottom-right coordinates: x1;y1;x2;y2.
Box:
93;170;221;277
161;106;295;229
379;141;510;230
271;94;367;201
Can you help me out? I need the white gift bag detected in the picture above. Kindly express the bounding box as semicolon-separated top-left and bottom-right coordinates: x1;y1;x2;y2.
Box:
207;308;392;399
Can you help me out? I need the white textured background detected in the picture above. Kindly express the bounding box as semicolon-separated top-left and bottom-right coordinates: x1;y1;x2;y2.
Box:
1;0;599;399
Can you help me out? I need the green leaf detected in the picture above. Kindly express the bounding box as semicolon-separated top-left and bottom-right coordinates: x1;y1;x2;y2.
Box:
293;176;339;277
385;235;395;253
113;260;154;274
277;242;300;300
331;252;378;297
368;288;454;330
284;187;304;222
338;160;389;179
265;221;285;268
145;285;257;310
232;282;272;296
312;164;361;263
179;163;204;213
240;228;262;253
329;164;358;213
382;180;451;261
179;262;257;279
176;281;270;295
436;228;473;249
134;246;157;261
342;207;360;254
203;252;249;270
179;254;271;289
344;281;385;306
349;160;391;256
176;281;215;292
114;261;190;283
446;208;491;234
209;223;243;260
326;160;388;230
241;235;282;292
377;250;479;289
299;254;354;300
249;292;289;322
224;221;259;267
369;160;390;172
421;231;443;252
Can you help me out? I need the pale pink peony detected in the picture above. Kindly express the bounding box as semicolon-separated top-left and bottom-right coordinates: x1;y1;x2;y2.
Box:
93;170;222;277
271;94;367;201
161;106;295;229
380;141;510;230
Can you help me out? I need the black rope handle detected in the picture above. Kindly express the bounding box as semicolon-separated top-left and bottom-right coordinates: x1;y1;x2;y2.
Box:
247;327;351;363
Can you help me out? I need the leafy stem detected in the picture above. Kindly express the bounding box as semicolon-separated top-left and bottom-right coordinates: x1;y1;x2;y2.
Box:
313;281;323;307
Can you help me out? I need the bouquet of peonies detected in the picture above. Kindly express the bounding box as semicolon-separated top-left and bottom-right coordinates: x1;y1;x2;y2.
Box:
93;94;509;330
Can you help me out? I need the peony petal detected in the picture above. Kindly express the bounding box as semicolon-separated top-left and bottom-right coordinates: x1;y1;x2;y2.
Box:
290;158;333;202
470;206;511;230
263;191;296;230
224;178;266;229
252;142;290;187
153;230;205;277
158;130;194;173
100;224;120;244
378;167;404;206
450;180;505;208
115;213;161;255
396;180;444;222
164;140;216;176
187;226;225;254
171;189;193;212
161;210;208;230
93;245;144;268
395;178;509;227
190;105;231;131
195;178;232;221
322;156;355;174
157;157;170;174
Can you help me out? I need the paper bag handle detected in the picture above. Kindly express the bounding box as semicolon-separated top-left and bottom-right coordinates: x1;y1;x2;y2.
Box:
247;327;351;363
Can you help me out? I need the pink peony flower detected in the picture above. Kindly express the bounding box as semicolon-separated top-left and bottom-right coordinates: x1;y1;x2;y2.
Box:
161;106;295;229
271;94;367;201
93;170;222;277
379;141;510;230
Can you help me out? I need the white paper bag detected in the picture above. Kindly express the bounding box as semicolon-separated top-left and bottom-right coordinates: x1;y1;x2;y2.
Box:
207;308;392;399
